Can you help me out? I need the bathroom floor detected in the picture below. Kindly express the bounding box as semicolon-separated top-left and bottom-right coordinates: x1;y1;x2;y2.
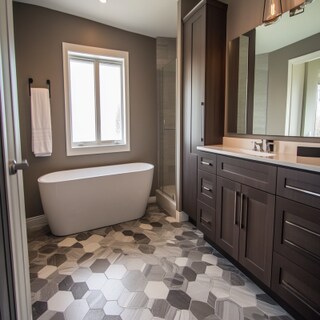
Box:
28;204;293;320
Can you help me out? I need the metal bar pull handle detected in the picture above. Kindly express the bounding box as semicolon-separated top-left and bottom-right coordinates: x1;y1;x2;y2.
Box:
203;186;212;192
285;184;320;198
200;102;204;142
9;159;29;175
239;193;244;229
200;216;211;226
233;191;238;225
201;161;212;166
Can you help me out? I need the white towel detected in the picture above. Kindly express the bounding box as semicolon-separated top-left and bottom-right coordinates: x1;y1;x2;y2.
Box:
30;88;52;157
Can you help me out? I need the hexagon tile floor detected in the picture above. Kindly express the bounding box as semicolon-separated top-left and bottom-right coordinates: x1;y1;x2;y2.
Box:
28;204;294;320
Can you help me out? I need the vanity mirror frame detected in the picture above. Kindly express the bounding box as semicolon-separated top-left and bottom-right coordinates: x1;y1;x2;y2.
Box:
226;1;320;143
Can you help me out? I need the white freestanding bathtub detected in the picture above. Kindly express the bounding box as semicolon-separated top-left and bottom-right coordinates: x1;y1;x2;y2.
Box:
38;163;154;236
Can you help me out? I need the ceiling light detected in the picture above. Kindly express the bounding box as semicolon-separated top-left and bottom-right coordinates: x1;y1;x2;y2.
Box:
99;0;107;3
263;0;283;25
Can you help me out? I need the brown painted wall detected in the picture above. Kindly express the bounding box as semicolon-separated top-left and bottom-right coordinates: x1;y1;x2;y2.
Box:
13;3;157;218
227;0;303;40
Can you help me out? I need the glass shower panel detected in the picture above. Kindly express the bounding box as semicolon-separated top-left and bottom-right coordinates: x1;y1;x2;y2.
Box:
159;59;176;200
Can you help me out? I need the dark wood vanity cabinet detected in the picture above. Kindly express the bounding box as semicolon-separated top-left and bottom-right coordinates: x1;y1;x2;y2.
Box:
216;156;276;286
197;152;320;318
182;0;226;220
272;167;320;319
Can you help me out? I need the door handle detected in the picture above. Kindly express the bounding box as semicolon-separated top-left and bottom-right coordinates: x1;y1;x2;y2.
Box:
9;159;29;175
200;102;204;142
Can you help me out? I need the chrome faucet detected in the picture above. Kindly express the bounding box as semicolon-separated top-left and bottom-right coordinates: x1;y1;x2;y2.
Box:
253;139;264;152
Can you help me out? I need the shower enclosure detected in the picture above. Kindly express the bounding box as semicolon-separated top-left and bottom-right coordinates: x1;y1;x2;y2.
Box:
159;59;176;200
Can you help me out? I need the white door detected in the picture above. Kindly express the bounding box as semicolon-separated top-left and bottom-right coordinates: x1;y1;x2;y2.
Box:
0;0;32;319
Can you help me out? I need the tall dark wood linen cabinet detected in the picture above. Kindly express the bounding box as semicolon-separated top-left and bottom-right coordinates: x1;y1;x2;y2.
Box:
182;0;227;220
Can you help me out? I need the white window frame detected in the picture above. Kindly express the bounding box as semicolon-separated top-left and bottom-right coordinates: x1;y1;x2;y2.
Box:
62;42;130;156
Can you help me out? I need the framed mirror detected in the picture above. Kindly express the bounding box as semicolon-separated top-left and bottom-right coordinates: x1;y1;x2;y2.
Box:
227;0;320;138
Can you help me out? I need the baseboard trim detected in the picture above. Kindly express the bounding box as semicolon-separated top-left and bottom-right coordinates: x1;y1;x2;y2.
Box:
26;214;48;232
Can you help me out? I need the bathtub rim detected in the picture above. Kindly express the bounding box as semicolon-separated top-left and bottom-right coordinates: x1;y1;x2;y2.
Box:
38;162;154;184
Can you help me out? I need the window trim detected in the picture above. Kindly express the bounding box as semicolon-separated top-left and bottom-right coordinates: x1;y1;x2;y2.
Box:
62;42;130;156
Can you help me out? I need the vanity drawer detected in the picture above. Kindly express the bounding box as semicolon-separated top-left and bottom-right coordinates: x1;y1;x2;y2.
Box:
277;167;320;209
198;152;216;174
217;155;277;193
272;252;320;320
274;197;320;276
198;170;216;207
197;201;215;242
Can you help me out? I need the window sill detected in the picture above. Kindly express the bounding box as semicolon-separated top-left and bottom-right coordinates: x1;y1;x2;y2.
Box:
66;143;130;156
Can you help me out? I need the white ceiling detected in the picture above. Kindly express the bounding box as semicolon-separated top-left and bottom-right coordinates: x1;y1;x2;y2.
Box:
14;0;179;38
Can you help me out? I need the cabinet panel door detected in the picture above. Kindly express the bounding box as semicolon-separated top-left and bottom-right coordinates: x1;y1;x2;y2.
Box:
197;200;215;242
216;177;240;260
198;170;216;207
191;9;205;152
274;196;320;276
239;185;275;286
272;252;320;320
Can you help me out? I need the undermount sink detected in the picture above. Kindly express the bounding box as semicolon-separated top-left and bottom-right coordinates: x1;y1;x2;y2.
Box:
239;149;275;157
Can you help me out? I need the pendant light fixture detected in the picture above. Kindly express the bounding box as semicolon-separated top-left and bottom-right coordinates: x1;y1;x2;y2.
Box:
263;0;283;25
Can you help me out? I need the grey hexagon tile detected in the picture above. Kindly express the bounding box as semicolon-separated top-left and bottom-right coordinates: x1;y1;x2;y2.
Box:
32;301;48;319
138;244;156;254
64;299;89;320
167;290;191;310
103;301;123;315
182;266;197;281
216;299;243;320
58;276;74;291
39;281;59;302
31;278;48;293
28;205;292;320
144;281;169;299
105;264;127;279
47;291;74;312
122;270;147;291
86;273;107;290
143;264;165;281
186;280;212;302
120;308;153;320
86;290;106;309
83;309;106;320
71;268;92;283
90;259;110;273
151;299;171;318
47;254;67;267
229;285;257;308
71;282;89;299
101;279;124;300
190;300;215;320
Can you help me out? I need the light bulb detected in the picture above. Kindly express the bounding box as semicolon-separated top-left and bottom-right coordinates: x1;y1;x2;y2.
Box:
99;0;107;3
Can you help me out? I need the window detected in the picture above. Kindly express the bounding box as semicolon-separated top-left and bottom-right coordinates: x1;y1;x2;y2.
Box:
63;43;130;156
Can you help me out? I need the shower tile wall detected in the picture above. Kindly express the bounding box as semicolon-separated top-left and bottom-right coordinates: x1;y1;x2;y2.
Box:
157;38;176;198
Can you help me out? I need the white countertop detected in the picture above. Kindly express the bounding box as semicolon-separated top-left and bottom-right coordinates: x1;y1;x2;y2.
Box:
197;145;320;173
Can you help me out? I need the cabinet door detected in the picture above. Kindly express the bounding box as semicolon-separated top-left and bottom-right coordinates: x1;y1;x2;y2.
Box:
239;185;275;286
216;177;240;260
184;6;205;153
197;201;215;242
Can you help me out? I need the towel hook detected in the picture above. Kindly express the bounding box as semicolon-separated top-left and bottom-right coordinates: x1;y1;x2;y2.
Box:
46;80;51;98
28;78;33;96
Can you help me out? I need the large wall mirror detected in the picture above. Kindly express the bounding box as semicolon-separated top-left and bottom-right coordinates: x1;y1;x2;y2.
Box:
227;0;320;138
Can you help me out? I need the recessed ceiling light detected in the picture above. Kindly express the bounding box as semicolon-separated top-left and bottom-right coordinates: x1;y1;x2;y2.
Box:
99;0;107;3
